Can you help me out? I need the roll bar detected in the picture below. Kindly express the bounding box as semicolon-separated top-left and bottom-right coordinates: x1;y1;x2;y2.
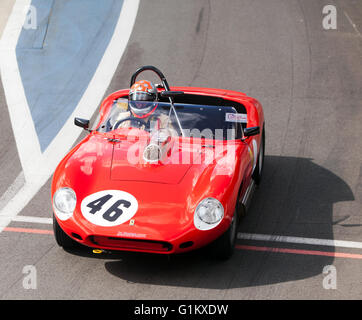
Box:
130;66;185;137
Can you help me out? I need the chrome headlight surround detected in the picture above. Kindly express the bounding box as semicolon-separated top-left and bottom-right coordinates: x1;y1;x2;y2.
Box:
194;197;224;231
53;187;77;221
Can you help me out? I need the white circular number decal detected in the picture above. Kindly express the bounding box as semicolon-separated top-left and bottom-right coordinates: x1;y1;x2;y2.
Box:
81;190;138;227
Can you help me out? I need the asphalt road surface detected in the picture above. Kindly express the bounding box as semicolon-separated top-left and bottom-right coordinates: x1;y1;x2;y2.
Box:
0;0;361;299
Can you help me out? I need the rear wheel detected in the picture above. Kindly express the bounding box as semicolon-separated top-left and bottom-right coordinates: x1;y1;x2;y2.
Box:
252;128;265;185
208;210;238;260
53;215;78;249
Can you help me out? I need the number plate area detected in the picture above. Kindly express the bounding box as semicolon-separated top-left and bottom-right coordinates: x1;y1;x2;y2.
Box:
81;190;138;227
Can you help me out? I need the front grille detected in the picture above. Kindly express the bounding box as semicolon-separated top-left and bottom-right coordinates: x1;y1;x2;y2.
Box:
90;236;173;252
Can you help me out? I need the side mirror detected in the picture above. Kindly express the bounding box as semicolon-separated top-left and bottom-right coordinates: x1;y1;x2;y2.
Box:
74;117;90;130
243;126;260;137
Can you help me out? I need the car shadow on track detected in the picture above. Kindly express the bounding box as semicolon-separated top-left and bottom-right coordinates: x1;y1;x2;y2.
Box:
69;155;355;289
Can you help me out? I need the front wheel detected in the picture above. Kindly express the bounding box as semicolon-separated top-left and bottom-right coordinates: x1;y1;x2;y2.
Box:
252;128;265;185
208;210;238;260
53;215;78;249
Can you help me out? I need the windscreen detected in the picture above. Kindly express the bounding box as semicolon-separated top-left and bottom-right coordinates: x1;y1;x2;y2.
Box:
97;99;244;140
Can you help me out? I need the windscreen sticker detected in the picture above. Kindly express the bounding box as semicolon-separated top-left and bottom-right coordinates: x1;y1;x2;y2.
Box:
225;113;247;123
81;190;138;227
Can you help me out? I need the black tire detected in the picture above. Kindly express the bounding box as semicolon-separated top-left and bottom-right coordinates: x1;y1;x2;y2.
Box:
209;210;238;260
252;128;265;185
53;215;78;249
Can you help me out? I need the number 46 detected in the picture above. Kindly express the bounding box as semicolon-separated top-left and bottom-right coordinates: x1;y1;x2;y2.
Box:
87;194;131;222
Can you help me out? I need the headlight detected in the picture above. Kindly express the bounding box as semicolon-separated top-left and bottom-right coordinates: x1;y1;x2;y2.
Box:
53;187;77;221
194;198;224;230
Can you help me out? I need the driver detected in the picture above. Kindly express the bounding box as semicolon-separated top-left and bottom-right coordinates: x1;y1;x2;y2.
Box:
113;80;170;132
129;80;158;119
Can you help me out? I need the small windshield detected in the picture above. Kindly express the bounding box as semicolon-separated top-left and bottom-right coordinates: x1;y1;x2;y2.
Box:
96;98;243;140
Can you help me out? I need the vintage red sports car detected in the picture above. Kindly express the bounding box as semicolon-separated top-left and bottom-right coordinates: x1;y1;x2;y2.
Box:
51;66;265;259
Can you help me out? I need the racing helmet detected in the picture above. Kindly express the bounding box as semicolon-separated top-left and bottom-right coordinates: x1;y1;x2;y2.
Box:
129;80;158;118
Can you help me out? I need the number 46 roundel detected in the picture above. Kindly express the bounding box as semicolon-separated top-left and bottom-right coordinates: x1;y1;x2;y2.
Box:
81;190;138;227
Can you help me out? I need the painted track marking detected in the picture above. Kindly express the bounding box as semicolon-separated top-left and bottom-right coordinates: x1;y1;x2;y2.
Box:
344;10;362;40
0;0;140;232
3;227;53;234
0;172;25;211
2;226;362;260
0;215;52;225
2;215;362;251
1;219;362;261
236;245;362;260
237;233;362;249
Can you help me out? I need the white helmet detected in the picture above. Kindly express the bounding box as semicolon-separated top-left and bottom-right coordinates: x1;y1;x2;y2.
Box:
129;80;158;118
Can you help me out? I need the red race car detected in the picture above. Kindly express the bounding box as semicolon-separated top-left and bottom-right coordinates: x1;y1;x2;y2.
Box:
51;66;265;259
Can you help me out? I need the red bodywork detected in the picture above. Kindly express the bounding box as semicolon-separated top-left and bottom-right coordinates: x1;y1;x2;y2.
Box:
51;87;264;254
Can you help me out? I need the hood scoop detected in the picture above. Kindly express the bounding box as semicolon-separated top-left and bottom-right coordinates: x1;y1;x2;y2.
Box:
143;143;163;163
142;129;171;163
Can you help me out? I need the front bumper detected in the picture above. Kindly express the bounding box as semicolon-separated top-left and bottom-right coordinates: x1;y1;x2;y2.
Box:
55;213;231;254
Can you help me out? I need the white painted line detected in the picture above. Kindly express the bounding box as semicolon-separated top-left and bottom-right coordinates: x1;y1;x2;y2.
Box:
0;183;43;230
12;215;52;224
237;233;362;250
13;216;53;224
0;215;52;226
0;0;41;183
0;0;140;233
344;11;362;39
0;172;25;211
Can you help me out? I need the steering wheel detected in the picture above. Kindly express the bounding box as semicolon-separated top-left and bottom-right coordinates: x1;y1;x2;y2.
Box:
113;117;148;130
130;65;170;90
